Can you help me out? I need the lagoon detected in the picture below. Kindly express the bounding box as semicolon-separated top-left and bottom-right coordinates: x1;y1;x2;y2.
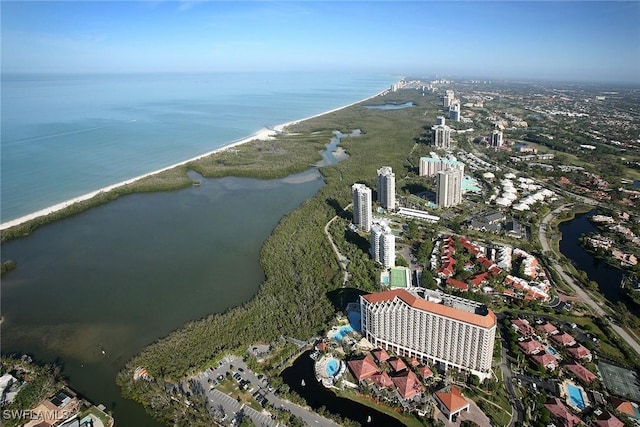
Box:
558;210;624;303
1;169;324;425
365;101;415;110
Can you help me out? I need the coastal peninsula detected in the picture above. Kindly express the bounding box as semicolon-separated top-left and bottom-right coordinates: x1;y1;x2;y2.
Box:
4;81;640;427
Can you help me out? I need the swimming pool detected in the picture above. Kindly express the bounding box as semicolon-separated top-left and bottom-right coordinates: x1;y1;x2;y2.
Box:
462;176;481;193
547;346;558;355
347;311;361;331
325;359;340;376
333;325;354;341
567;384;586;409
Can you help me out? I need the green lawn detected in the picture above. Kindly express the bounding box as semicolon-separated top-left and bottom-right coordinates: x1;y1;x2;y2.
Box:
79;406;113;427
336;389;425;427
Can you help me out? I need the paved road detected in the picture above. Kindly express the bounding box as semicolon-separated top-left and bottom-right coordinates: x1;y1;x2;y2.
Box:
496;319;523;427
324;203;352;286
539;205;640;356
193;355;341;427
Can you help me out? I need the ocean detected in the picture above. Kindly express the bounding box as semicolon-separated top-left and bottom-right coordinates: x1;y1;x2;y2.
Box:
0;72;396;426
1;72;396;222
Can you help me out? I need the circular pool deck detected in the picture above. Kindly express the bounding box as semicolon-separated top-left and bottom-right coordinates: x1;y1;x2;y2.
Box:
315;354;345;387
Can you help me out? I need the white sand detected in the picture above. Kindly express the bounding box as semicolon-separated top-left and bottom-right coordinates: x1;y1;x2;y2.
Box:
1;88;389;231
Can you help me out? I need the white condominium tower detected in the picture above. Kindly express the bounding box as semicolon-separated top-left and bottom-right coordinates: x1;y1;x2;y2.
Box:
370;222;395;268
360;288;496;380
490;129;503;147
431;117;452;149
442;90;455;108
436;168;463;208
377;166;396;210
419;157;465;177
449;103;460;122
352;183;372;232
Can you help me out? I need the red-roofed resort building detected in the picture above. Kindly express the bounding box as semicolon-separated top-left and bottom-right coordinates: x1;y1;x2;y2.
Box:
360;288;496;381
434;386;470;421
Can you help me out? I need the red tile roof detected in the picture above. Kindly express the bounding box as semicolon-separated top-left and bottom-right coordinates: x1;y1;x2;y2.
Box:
488;265;502;275
437;258;456;277
459;237;481;255
391;370;424;400
565;363;597;384
388;357;407;373
370;371;393;389
544;398;581;427
347;354;379;380
511;318;536;336
567;344;591;360
518;338;543;355
551;332;576;347
613;398;637;417
594;411;624;427
446;278;469;291
537;322;558;334
435;386;469;414
419;365;434;379
372;348;390;363
469;272;489;287
527;290;547;300
362;289;496;329
531;352;556;370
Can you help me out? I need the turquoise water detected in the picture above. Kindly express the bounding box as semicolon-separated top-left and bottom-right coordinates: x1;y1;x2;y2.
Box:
547;346;558;355
463;175;481;193
567;384;586;409
333;325;354;341
326;359;340;376
1;72;396;221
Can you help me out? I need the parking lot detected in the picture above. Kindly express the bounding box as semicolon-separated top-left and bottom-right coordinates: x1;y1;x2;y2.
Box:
193;355;341;427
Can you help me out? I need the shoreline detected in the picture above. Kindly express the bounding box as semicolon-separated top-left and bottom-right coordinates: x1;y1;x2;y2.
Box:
0;87;389;232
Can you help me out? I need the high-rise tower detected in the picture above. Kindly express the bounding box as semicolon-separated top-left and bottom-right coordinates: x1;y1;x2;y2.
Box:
436;168;463;208
352;183;372;232
370;222;395;268
377;166;396;210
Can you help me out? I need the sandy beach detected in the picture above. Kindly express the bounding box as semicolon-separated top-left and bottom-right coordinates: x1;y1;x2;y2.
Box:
0;88;389;231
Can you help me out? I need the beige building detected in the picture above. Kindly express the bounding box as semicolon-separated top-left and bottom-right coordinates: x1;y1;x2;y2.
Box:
352;183;372;232
419;157;465;177
376;166;396;210
360;288;496;380
370;222;395;268
436;168;463;208
431;123;452;149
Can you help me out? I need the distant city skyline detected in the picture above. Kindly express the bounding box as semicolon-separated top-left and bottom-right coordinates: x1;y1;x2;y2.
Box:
2;1;639;83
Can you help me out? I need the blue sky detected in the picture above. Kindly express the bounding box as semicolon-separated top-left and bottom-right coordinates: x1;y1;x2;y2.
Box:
2;1;639;83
